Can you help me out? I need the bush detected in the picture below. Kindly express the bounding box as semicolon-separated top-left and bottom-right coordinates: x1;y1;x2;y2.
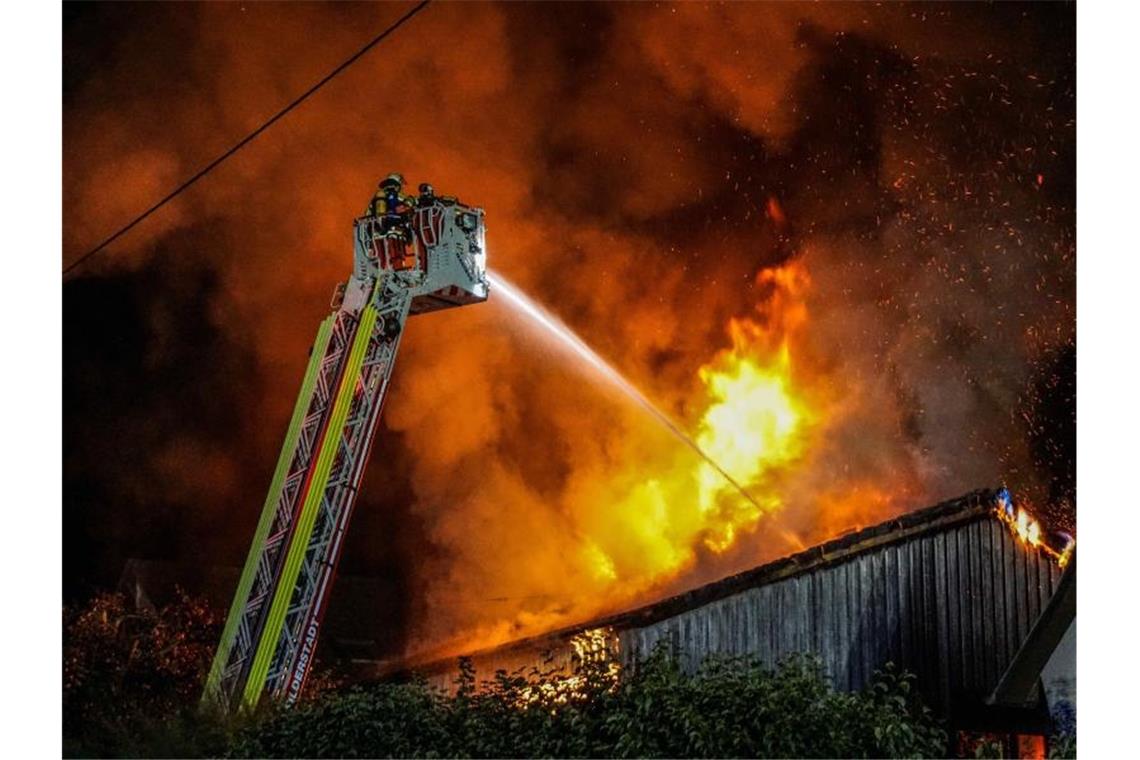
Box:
64;592;948;758
1048;699;1076;758
63;591;226;758
230;649;948;758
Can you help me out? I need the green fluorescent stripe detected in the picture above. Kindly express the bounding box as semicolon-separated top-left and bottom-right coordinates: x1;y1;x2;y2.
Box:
241;306;378;709
202;316;336;708
241;307;376;708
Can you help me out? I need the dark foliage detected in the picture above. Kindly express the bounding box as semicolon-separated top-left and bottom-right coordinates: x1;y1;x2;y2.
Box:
1048;699;1077;759
64;593;950;758
63;591;226;757
231;650;948;759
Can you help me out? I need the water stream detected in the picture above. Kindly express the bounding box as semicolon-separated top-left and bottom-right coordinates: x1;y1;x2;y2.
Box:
487;269;799;548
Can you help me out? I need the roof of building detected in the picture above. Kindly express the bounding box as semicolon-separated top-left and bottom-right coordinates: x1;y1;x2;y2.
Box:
387;488;1005;675
379;486;1073;735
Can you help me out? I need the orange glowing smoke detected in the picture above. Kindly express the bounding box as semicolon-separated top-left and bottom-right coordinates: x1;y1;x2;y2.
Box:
428;257;880;659
64;3;1074;665
812;483;907;542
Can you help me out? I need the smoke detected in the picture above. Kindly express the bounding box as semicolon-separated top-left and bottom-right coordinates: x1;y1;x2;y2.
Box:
64;2;1074;656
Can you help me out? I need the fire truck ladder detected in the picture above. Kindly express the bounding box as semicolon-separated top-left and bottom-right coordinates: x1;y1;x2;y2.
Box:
202;182;489;713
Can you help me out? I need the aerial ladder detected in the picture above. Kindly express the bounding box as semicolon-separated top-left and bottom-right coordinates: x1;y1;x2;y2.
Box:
202;177;488;713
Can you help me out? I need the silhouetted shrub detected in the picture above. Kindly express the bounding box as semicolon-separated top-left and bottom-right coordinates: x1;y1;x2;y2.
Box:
64;594;948;758
63;591;225;758
230;649;947;758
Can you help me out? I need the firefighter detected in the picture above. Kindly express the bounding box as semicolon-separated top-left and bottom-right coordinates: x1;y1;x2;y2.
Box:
367;173;416;227
366;173;418;270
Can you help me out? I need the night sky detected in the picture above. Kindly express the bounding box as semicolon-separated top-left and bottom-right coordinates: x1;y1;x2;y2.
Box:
64;2;1075;659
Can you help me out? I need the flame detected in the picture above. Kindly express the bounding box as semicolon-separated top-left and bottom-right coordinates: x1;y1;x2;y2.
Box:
1016;509;1039;546
670;262;814;554
571;262;816;597
515;628;621;708
695;343;809;550
995;489;1071;566
423;259;903;657
582;539;617;583
569;626;619;663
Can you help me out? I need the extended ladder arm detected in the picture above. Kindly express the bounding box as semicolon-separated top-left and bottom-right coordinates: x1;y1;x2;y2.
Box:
203;179;488;713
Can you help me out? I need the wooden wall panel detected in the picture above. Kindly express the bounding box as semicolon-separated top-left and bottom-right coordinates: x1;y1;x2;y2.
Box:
413;501;1065;720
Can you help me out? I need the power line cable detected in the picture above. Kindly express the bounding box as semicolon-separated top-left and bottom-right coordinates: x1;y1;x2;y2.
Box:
63;0;432;277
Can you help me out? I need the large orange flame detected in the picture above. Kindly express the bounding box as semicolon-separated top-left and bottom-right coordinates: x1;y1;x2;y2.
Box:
573;260;816;596
695;339;809;551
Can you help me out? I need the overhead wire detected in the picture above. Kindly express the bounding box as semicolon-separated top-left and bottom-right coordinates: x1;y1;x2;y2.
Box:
62;0;432;277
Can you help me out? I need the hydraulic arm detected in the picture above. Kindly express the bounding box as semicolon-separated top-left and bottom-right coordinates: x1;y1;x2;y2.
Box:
202;177;488;712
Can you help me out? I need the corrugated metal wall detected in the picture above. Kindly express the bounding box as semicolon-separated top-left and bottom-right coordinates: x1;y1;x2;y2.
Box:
415;510;1062;717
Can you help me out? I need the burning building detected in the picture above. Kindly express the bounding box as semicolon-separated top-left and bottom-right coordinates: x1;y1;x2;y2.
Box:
378;488;1074;747
65;4;1075;699
66;6;1076;753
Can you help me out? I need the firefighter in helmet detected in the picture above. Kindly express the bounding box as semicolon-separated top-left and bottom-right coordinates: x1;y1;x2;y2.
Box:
367;173;418;270
368;173;416;225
